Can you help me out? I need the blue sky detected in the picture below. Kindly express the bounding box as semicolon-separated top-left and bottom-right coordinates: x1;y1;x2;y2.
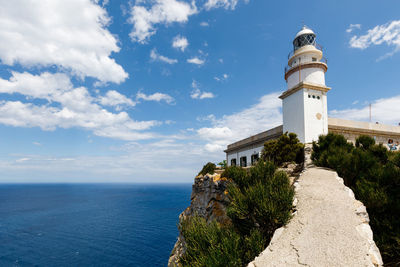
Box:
1;0;400;183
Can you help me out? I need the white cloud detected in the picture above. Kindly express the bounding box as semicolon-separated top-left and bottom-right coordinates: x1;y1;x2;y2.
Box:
136;92;175;104
329;95;400;125
172;35;189;51
204;0;249;10
0;72;160;140
99;90;136;109
128;0;197;43
191;89;215;99
197;92;282;152
214;73;229;82
33;142;42;146
0;0;127;84
187;57;205;65
190;80;215;99
150;48;178;64
200;21;209;27
346;24;361;33
349;20;400;58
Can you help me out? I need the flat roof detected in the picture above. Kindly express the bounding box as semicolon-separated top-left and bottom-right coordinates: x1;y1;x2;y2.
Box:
328;117;400;137
224;125;283;153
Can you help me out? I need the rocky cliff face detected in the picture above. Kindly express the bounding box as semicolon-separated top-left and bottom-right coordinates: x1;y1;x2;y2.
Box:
168;172;230;267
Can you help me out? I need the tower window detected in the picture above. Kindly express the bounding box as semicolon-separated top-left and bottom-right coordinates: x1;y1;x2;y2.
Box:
308;94;311;98
312;57;317;62
312;95;315;99
317;96;320;100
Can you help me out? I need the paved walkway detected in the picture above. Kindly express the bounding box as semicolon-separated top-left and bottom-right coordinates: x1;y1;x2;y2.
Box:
249;166;383;267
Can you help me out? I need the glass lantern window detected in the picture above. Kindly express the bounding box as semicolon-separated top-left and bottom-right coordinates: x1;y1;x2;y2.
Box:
293;34;316;51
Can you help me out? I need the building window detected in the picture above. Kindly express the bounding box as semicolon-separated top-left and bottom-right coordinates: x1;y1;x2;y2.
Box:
231;158;237;166
251;154;259;165
312;95;316;99
317;96;320;100
308;94;311;98
312;57;317;62
240;156;247;167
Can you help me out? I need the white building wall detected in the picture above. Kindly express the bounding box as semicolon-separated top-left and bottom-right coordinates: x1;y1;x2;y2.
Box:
303;89;328;143
227;144;264;167
287;68;325;89
282;89;306;142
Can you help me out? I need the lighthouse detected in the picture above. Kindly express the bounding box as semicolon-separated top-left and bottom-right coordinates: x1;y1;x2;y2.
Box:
280;26;330;143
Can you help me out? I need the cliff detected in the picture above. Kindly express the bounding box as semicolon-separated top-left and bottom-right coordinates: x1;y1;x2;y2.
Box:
168;164;301;267
168;173;230;267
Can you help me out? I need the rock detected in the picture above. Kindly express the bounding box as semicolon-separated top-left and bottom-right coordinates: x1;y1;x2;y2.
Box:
168;173;231;266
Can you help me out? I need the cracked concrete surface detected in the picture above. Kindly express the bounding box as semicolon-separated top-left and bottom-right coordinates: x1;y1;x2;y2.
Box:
248;164;383;267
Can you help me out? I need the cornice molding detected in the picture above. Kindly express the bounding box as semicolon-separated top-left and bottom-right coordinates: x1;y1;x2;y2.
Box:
279;82;331;99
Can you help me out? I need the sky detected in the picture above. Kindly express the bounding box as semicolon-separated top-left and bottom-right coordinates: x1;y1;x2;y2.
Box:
0;0;400;183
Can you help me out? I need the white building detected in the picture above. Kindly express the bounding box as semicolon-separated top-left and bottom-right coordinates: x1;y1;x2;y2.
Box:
225;26;400;167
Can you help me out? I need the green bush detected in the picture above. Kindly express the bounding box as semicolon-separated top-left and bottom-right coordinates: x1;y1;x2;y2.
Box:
312;133;400;265
179;216;243;267
262;132;304;166
180;160;294;266
218;160;227;169
198;162;216;176
227;161;293;238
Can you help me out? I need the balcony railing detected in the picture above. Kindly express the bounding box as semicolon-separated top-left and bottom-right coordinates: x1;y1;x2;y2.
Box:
287;43;323;59
284;57;328;74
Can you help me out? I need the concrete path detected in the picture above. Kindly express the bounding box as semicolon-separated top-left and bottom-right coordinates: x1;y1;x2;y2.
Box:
249;166;383;267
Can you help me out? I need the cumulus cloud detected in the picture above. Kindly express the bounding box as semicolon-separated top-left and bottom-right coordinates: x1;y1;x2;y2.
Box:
187;57;205;65
128;0;197;43
329;95;400;125
349;20;400;59
204;0;249;10
0;0;127;84
197;92;282;152
190;80;215;99
172;35;189;51
150;48;178;64
346;24;361;33
0;72;160;140
137;92;175;104
99;90;136;109
191;89;215;99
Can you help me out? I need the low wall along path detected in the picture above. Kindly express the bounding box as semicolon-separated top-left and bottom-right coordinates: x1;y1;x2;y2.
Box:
249;146;383;267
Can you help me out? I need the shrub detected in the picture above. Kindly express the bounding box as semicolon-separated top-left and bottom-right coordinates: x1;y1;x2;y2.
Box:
180;160;294;266
198;162;216;176
262;132;304;166
179;216;243;267
218;160;227;169
312;133;400;265
227;161;293;238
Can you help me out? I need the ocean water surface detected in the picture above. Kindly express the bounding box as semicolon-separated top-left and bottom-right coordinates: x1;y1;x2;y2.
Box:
0;183;191;266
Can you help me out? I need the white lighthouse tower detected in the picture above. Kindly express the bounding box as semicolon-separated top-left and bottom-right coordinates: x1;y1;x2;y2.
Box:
280;26;330;143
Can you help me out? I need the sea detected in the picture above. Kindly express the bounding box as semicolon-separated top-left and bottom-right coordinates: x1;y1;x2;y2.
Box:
0;183;192;267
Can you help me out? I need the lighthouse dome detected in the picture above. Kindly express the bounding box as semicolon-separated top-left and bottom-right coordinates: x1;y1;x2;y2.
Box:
293;26;316;51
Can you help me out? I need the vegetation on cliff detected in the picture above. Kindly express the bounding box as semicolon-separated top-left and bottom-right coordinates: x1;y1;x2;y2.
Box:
312;133;400;266
178;160;294;267
198;162;216;176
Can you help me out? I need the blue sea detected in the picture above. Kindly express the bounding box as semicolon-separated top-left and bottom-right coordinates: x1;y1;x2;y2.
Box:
0;183;192;266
